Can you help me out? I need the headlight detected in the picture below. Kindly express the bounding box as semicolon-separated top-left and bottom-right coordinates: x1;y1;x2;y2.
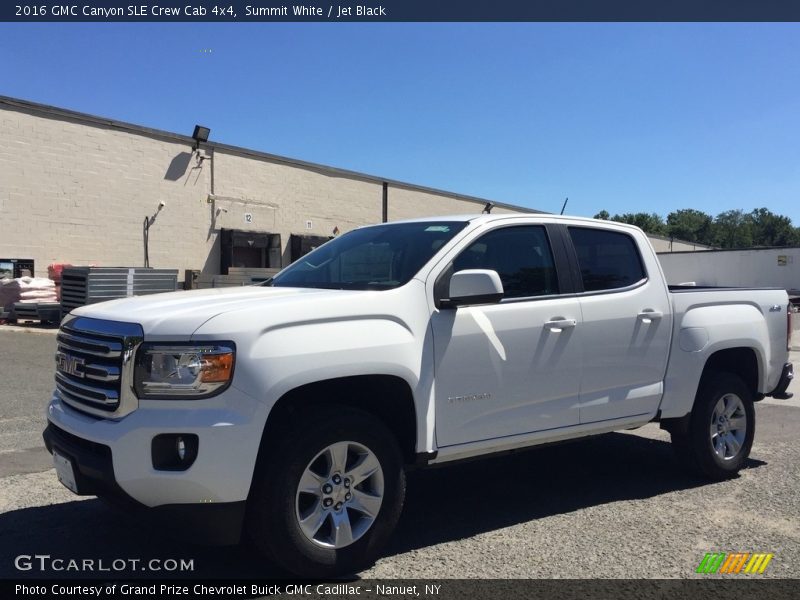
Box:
134;343;235;399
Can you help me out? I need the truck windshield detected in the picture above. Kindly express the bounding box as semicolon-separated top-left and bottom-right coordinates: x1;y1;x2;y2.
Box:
270;221;468;290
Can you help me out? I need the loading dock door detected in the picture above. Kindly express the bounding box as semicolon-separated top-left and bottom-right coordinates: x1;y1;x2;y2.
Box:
290;234;333;263
220;229;281;274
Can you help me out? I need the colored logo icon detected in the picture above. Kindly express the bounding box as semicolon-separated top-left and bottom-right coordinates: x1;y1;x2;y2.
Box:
697;553;774;574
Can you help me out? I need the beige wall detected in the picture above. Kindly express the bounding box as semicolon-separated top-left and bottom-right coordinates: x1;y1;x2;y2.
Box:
386;186;518;221
212;150;384;267
0;107;212;277
648;236;711;253
0;101;527;280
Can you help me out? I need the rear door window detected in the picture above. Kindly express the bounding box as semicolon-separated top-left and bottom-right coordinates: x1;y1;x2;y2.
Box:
568;227;646;292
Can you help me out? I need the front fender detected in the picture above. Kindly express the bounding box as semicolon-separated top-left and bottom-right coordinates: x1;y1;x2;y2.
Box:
244;317;421;406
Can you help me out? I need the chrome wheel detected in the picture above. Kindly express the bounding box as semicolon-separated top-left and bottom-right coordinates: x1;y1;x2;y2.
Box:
709;393;747;461
295;441;384;549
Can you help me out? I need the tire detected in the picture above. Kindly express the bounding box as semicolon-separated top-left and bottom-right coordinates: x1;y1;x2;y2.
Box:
247;407;406;577
671;371;755;480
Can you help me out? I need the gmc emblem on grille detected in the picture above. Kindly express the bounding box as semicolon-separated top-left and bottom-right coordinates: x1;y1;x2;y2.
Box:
55;352;85;378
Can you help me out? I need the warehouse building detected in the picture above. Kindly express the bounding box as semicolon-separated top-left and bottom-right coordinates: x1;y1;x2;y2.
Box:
0;95;704;284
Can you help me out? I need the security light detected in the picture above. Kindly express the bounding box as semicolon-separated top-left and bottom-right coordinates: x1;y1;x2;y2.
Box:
192;125;210;150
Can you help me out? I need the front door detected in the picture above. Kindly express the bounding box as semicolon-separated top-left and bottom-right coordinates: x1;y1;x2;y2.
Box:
432;225;582;447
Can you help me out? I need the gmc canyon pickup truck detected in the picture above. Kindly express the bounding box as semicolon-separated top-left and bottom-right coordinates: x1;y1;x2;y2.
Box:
44;214;794;576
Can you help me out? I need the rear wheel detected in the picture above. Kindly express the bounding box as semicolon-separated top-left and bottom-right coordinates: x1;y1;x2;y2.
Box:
248;407;405;577
671;372;755;480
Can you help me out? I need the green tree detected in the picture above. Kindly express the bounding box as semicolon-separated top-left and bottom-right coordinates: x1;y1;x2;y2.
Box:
713;209;753;248
666;209;714;245
610;212;667;235
747;208;799;247
594;206;799;247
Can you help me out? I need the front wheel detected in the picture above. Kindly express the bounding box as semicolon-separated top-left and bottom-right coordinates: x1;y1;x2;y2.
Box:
671;371;755;480
248;407;405;577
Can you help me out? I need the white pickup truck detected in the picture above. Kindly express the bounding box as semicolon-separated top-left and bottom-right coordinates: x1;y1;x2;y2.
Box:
44;214;794;576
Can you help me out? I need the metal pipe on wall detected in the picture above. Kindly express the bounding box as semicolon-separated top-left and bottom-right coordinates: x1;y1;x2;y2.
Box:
382;182;388;223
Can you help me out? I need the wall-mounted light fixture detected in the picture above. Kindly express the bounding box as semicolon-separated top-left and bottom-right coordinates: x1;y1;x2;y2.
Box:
192;125;211;151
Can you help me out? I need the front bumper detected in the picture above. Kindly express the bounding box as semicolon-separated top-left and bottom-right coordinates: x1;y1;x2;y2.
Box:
44;382;268;544
769;362;794;400
46;386;264;506
43;421;245;545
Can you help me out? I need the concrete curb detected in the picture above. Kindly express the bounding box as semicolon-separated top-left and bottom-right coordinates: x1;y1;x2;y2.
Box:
0;324;59;335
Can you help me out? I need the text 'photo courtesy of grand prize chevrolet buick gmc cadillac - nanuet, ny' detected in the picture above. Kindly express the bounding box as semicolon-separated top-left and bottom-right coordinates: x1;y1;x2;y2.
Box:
43;214;794;576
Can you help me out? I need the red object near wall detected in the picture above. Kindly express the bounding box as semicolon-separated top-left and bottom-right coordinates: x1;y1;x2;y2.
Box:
48;263;72;283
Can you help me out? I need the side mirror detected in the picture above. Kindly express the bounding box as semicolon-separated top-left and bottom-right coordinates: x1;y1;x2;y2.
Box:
443;269;504;308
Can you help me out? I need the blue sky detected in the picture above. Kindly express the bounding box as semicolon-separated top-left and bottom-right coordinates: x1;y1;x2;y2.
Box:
2;23;799;224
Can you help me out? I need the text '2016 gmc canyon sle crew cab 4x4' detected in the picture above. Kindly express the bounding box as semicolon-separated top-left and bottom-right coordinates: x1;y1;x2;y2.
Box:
44;214;794;576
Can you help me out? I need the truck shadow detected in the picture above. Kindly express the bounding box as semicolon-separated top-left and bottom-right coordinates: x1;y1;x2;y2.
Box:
389;431;765;557
0;432;765;579
0;496;276;579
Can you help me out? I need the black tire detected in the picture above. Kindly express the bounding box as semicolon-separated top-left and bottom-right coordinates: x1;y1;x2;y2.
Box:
671;371;755;480
247;407;405;577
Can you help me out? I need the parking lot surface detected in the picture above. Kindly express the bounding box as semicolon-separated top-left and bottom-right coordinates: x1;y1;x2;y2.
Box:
1;327;798;579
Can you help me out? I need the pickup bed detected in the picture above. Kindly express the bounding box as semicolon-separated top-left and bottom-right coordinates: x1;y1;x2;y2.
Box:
44;214;794;576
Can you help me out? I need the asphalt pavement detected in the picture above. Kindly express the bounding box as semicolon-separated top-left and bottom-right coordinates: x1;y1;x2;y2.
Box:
1;327;798;579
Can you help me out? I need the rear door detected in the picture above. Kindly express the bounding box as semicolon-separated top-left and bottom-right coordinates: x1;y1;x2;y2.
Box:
565;225;672;423
431;223;583;447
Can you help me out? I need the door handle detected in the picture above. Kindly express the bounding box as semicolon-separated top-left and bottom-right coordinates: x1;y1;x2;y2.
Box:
637;310;663;324
545;318;577;332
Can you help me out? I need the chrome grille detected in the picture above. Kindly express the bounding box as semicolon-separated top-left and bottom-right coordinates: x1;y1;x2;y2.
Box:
54;315;143;419
56;330;123;358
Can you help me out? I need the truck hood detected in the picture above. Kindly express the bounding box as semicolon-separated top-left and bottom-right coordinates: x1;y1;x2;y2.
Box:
70;286;359;338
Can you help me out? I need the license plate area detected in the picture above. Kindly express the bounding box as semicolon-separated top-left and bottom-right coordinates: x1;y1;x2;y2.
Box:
52;449;79;494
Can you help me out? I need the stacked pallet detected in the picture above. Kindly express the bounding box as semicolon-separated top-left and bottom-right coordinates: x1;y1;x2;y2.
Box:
61;267;178;312
0;276;58;311
194;267;280;289
10;302;61;323
0;276;61;323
